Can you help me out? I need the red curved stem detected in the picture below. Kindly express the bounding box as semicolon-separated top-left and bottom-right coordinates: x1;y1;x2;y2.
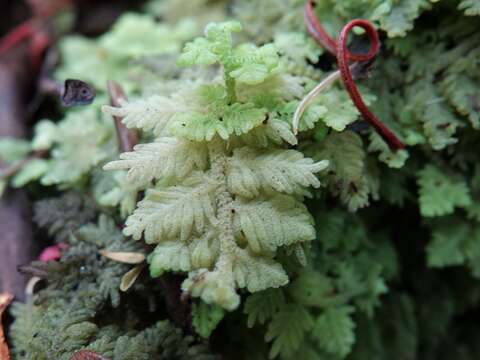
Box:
337;20;404;150
304;0;337;55
304;0;405;151
29;30;51;71
0;20;35;54
0;20;52;72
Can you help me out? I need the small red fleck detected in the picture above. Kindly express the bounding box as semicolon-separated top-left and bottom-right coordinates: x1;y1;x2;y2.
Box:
38;243;67;262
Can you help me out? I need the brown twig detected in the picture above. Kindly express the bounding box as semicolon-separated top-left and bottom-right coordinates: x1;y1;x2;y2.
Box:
0;46;37;301
106;80;138;152
0;293;14;360
70;350;110;360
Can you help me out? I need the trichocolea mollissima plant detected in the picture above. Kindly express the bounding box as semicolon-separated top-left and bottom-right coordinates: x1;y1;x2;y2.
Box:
103;21;329;310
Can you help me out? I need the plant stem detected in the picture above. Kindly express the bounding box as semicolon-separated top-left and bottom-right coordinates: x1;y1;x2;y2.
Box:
208;139;236;286
225;73;237;104
106;80;138;152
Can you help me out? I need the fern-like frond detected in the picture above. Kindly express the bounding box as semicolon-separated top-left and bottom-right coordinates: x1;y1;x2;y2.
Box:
367;132;408;169
265;303;314;359
417;165;471;217
38;109;114;186
314;87;366;131
148;241;192;276
288;270;334;307
238;117;298;147
148;231;219;276
92;171;138;217
169;101;267;141
237;73;305;103
227;147;328;197
102;93;189;136
183;269;241;311
165;85;267;141
124;174;218;243
244;289;286;328
313;306;356;358
233;248;289;292
233;195;316;253
315;131;373;212
104;137;208;187
427;220;468;267
182;249;288;311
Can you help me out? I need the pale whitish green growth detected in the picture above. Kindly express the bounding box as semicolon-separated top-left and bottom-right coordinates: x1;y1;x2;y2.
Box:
273;32;323;65
55;13;196;91
35;109;115;186
103;22;328;310
93;171;139;217
293;70;341;135
1;108;115;190
292;66;377;136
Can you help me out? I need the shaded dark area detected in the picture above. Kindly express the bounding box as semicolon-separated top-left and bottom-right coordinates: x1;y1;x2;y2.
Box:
0;46;37;301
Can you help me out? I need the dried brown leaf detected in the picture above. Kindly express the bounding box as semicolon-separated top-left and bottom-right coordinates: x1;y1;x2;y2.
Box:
0;293;14;360
70;349;110;360
120;265;143;292
99;250;145;264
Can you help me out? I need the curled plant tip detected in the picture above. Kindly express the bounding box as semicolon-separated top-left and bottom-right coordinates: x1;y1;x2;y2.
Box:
293;63;361;135
293;69;341;135
61;79;96;107
99;250;146;264
336;20;404;151
25;276;42;297
106;80;139;152
304;0;405;151
70;350;110;360
120;265;144;292
0;293;13;360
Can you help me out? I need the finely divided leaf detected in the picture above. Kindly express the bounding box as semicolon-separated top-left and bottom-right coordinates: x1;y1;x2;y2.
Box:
313;306;356;358
265;304;314;359
233;249;289;292
124;175;217;243
227;147;328;197
417;165;471;217
103;94;189;136
244;289;285;328
233;195;316;253
104;137;208;187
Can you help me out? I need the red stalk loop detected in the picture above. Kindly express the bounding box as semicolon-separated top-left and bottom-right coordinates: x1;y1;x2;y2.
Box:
0;20;36;54
0;20;52;72
304;0;405;151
